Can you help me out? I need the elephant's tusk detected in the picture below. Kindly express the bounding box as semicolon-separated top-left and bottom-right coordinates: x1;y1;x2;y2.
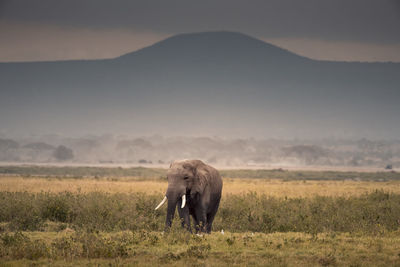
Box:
181;194;186;209
155;196;167;210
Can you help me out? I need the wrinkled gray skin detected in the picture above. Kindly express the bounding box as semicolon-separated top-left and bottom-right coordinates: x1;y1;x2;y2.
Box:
162;159;223;233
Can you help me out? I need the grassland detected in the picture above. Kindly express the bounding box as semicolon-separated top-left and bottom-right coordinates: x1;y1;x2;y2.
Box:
2;176;400;198
2;230;400;266
1;166;400;266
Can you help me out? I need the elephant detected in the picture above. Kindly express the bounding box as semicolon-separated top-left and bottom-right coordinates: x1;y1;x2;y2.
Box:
155;159;223;233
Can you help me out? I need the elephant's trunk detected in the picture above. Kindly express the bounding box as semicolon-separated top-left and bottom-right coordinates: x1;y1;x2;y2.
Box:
165;195;178;229
164;186;186;230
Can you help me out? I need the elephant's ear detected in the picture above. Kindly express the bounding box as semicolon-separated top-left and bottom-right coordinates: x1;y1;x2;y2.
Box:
193;168;210;194
184;160;210;195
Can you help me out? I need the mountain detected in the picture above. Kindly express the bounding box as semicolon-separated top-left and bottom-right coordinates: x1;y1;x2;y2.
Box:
0;31;399;138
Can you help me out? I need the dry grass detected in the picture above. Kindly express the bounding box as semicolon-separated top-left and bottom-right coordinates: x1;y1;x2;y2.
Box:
1;176;400;198
0;176;165;195
223;178;400;197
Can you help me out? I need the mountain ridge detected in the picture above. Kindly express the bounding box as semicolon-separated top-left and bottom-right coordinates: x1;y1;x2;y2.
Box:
116;31;311;63
2;31;398;64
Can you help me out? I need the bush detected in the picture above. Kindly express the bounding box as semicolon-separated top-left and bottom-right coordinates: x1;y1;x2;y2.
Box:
0;232;49;260
185;244;211;259
77;232;129;258
53;145;74;161
0;231;133;260
0;192;44;231
40;193;71;222
51;235;82;260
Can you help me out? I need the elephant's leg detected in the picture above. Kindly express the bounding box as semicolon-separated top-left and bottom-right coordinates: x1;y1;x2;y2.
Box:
177;198;191;232
194;208;207;233
190;207;197;222
206;210;218;233
190;210;200;232
206;213;215;233
206;198;221;233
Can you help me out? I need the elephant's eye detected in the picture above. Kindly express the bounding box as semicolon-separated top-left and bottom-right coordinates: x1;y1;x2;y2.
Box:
184;176;189;180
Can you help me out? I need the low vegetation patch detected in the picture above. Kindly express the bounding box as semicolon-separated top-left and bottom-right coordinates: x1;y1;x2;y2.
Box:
1;230;400;266
1;166;399;181
0;191;399;234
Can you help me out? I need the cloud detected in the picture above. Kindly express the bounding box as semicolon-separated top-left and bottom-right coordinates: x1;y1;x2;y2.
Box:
263;37;400;62
1;0;399;44
0;21;169;62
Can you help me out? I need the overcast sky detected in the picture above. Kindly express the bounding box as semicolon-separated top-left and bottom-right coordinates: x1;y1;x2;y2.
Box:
0;0;400;62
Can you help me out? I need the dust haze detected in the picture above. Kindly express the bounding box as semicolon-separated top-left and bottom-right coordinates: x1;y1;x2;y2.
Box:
0;134;399;170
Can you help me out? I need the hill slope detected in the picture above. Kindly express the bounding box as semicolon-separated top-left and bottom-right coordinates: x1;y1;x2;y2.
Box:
0;31;399;138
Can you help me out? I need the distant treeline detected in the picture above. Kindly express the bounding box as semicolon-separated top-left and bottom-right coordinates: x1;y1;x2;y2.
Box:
0;166;399;181
1;136;400;168
0;166;166;179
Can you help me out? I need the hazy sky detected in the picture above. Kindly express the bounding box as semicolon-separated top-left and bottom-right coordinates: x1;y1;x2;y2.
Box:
0;0;399;62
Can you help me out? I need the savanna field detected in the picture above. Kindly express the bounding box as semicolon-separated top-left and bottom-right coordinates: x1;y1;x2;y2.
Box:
1;166;400;266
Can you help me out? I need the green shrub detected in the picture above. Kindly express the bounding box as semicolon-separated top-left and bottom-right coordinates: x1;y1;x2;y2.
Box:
0;232;49;260
0;192;44;231
77;231;129;258
40;193;71;222
185;244;211;259
51;235;82;260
